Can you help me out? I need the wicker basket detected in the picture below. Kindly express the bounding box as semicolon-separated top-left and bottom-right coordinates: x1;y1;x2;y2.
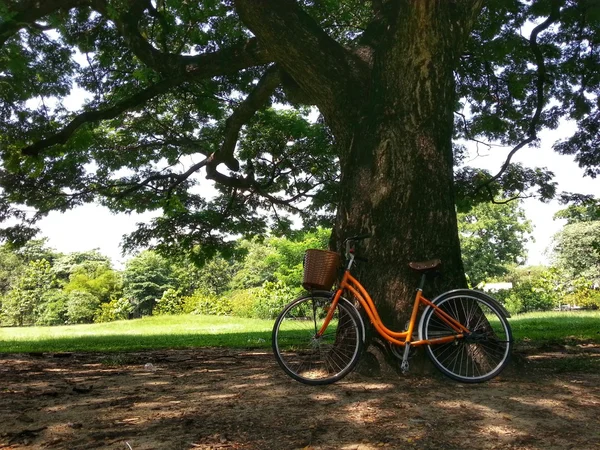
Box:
302;249;341;291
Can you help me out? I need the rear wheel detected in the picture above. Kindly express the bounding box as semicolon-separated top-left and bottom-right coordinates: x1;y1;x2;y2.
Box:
421;291;512;383
272;294;364;385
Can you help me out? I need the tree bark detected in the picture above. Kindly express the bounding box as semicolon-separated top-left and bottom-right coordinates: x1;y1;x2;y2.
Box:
334;2;479;327
235;1;484;326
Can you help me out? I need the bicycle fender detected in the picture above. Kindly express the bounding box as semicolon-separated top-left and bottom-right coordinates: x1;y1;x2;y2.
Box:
417;288;511;341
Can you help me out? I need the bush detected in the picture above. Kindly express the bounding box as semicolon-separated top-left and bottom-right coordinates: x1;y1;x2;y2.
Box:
253;281;301;320
503;293;524;316
94;297;133;323
229;289;260;318
184;290;233;316
66;290;101;324
493;267;560;314
154;288;185;315
563;278;600;309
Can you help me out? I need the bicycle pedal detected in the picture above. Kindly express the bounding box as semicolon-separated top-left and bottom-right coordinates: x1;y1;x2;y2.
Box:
400;360;409;373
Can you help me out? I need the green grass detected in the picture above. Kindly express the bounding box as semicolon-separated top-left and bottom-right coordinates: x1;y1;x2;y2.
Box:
0;315;274;353
1;310;599;354
509;310;600;346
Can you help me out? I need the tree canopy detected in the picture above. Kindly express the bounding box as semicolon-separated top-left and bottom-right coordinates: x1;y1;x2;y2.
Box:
1;1;599;323
458;200;532;286
0;1;597;249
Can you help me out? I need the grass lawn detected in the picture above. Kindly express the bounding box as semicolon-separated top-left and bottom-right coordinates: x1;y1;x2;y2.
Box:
509;310;600;346
0;315;274;353
0;310;598;354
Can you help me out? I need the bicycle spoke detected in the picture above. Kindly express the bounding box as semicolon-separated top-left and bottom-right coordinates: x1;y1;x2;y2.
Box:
423;293;512;382
273;295;363;385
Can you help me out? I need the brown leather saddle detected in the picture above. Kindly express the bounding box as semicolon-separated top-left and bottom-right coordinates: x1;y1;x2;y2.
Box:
408;259;442;273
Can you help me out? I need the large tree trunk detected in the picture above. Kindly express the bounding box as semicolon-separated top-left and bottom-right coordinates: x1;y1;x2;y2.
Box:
334;3;469;327
235;0;483;363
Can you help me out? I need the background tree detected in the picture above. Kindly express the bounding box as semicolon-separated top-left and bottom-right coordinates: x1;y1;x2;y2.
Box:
554;198;600;224
0;0;598;329
550;221;600;285
123;250;174;316
458;200;532;286
1;259;57;326
52;250;113;281
0;244;24;295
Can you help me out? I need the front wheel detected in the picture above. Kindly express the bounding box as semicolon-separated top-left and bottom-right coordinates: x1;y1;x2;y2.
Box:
272;294;364;385
420;291;512;383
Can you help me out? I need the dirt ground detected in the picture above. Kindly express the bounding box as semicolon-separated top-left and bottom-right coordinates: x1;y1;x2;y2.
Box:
1;346;599;450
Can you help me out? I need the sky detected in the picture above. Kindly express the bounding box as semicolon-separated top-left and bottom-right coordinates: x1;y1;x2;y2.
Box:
33;121;599;268
462;123;599;266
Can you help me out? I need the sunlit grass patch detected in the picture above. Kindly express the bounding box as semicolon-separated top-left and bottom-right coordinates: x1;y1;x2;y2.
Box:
0;314;274;353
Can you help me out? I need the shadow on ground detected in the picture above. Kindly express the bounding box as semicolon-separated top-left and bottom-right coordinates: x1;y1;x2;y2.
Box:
0;346;599;450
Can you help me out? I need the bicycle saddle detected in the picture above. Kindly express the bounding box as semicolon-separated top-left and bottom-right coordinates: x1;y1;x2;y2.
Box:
408;259;442;272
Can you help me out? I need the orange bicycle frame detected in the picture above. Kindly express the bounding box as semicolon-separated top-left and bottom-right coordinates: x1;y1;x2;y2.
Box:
317;270;470;347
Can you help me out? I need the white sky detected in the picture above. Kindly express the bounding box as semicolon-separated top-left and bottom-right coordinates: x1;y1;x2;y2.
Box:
462;123;599;266
35;121;599;268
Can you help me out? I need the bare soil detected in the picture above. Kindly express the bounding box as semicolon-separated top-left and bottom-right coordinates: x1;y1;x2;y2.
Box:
1;346;599;450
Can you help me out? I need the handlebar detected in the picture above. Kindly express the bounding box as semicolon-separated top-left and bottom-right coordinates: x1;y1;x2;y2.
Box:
343;234;371;264
344;234;371;242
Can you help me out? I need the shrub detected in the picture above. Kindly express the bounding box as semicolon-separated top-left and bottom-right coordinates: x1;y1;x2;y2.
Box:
154;288;185;315
229;289;260;318
493;267;560;314
503;293;524;316
94;297;133;323
253;281;301;320
184;290;233;316
563;278;600;309
66;290;101;324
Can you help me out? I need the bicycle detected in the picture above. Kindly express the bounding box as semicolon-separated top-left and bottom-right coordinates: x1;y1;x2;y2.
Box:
272;234;513;385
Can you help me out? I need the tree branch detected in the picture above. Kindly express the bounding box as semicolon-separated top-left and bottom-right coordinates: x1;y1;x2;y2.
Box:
91;0;272;75
0;0;86;48
21;76;186;156
233;0;367;116
475;1;561;196
219;65;281;171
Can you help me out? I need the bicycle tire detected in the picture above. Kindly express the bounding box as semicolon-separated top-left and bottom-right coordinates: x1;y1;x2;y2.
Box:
420;290;512;383
272;294;364;385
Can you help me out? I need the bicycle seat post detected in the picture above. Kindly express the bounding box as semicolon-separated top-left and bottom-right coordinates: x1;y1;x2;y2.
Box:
417;273;427;292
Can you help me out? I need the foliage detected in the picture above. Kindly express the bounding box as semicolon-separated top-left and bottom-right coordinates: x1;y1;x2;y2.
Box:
64;264;122;303
253;281;303;320
458;200;532;286
15;240;60;265
1;259;57;326
193;256;236;297
563;277;600;309
94;297;133;323
65;290;101;324
52;250;113;281
550;221;600;284
122;251;175;316
230;228;329;290
554;197;600;224
229;289;261;319
229;238;279;291
0;244;24;295
1;0;597;259
185;291;233;316
493;266;560;314
35;290;69;326
154;288;185;315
